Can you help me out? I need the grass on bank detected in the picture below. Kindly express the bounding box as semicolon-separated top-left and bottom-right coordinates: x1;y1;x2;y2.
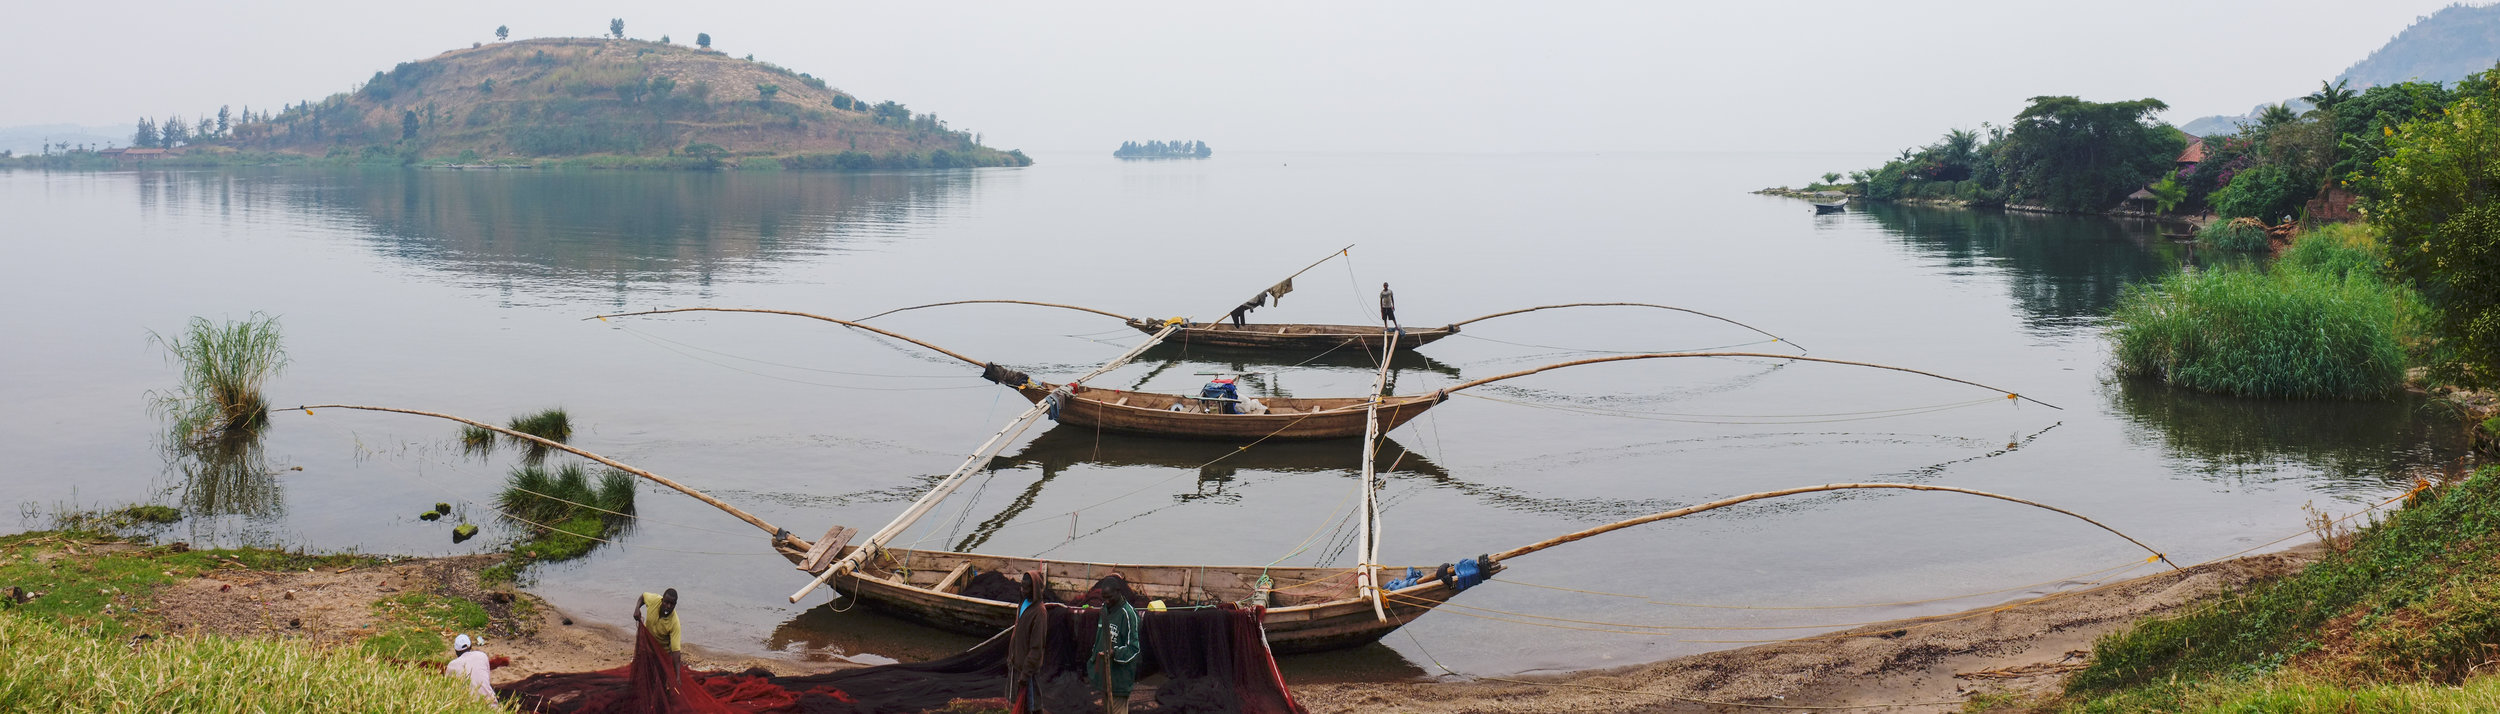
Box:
2109;224;2423;398
2047;466;2500;711
0;609;506;713
481;463;634;583
362;592;494;661
0;530;378;641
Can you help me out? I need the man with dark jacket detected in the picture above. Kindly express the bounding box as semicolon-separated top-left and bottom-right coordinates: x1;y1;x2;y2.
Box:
1089;574;1144;714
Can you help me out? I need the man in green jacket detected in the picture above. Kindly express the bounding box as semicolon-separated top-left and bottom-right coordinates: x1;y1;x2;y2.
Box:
1089;574;1144;714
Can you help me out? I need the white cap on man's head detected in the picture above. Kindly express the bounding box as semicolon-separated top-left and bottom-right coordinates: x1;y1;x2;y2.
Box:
453;634;473;652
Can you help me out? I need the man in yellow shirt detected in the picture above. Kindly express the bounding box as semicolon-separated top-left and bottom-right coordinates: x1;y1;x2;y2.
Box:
634;588;681;661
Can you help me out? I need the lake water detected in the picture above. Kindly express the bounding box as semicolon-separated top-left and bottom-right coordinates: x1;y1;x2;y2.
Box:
0;153;2469;679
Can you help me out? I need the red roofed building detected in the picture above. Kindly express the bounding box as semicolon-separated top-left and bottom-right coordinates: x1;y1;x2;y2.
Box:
2176;139;2206;170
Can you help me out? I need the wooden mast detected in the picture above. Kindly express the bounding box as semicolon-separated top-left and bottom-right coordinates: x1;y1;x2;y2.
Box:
787;321;1185;603
1221;244;1353;317
1357;334;1395;621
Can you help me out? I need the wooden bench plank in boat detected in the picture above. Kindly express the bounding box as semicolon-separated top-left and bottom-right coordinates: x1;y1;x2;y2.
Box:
796;525;856;573
932;562;973;594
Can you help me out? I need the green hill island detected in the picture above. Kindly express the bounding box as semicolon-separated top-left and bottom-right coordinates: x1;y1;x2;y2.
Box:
50;36;1031;171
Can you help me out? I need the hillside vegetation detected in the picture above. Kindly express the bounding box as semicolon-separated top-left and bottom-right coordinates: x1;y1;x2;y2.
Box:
2182;3;2500;136
219;37;1027;168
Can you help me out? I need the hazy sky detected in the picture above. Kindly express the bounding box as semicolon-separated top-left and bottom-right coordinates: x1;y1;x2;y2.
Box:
1;1;2473;153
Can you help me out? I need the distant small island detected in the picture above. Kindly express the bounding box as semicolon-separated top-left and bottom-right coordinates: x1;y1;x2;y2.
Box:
1114;140;1210;159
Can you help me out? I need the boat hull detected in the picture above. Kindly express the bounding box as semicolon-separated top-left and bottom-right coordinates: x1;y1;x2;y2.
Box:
1016;384;1443;440
1128;319;1455;352
778;544;1497;654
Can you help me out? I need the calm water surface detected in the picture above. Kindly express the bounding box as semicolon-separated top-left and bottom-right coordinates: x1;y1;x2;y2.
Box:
0;153;2468;678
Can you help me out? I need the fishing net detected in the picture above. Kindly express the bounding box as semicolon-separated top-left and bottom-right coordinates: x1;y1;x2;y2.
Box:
499;604;1304;714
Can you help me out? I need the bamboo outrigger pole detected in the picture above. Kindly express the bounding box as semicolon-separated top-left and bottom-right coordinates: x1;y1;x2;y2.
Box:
852;300;1139;324
1447;303;1807;352
1436;352;2061;410
1491;482;2176;571
589;308;989;368
784;321;1185;603
280;404;804;550
1356;339;1395;622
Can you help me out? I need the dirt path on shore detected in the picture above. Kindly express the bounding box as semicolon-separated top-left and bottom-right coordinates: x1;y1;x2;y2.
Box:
1293;545;2317;713
146;551;825;683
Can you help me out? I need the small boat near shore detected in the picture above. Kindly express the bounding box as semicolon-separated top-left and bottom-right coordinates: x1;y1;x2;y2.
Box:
1813;197;1849;214
769;540;1496;654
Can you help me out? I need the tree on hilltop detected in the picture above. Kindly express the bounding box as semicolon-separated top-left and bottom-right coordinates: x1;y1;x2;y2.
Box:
496;25;509;41
696;32;711;49
610;18;624;39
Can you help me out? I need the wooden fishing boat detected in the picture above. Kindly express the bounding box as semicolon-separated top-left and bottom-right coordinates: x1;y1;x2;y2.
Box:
1011;382;1443;441
855;244;1803;356
1124;317;1455;352
770;541;1498;654
1813;197;1849;214
292;347;2120;659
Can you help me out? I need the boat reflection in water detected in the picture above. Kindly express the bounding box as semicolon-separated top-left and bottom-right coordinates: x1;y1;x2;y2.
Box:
953;428;1452;553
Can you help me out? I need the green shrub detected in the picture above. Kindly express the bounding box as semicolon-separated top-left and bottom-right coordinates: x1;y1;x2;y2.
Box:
2359;94;2500;386
2196;217;2272;252
2109;263;2412;398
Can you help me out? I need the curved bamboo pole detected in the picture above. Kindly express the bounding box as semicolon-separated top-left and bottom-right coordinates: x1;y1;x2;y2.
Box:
590;307;988;369
280;404;800;550
1435;352;2060;410
851;300;1137;324
1448;302;1804;352
1494;482;2174;570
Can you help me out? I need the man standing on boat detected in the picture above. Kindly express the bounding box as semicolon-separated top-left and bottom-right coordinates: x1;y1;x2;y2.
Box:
1090;575;1143;714
1380;283;1401;332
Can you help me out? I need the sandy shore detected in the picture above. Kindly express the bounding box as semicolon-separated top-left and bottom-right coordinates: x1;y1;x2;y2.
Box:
1294;546;2317;713
136;543;2315;712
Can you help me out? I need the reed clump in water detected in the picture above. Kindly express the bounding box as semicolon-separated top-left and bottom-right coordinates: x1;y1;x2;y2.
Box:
147;314;287;450
148;314;288;519
458;424;496;456
487;463;635;578
505;408;572;463
2110;225;2421;399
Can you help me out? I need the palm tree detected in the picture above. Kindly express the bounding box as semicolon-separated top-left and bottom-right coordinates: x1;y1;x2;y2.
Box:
2303;79;2356;119
2255;102;2301;129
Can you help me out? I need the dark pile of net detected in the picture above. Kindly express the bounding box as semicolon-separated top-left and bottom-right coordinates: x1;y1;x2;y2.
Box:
498;603;1305;714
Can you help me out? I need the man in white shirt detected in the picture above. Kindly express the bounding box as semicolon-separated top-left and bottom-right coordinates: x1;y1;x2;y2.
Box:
443;633;494;701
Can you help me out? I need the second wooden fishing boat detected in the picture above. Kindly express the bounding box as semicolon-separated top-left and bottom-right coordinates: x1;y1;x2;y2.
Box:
770;541;1495;654
1011;381;1443;441
1126;317;1457;352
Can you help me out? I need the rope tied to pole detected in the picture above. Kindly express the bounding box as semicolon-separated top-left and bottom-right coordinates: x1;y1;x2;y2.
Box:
1490;482;2172;570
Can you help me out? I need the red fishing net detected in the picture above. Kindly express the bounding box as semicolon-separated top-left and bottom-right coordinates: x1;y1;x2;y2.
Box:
498;604;1304;714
